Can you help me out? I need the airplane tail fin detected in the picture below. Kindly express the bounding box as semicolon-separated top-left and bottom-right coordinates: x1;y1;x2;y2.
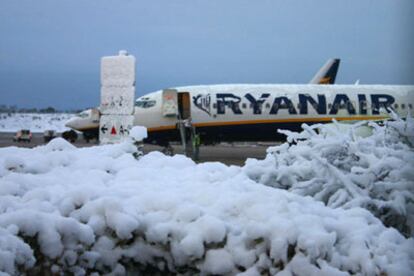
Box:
309;58;340;84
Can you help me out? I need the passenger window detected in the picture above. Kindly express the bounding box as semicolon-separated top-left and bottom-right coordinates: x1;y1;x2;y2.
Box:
409;104;413;109
394;104;399;109
242;103;247;109
401;104;406;109
265;103;270;109
213;103;217;109
78;112;88;118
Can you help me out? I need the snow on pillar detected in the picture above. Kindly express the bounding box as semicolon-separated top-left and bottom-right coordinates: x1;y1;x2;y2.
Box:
99;50;136;144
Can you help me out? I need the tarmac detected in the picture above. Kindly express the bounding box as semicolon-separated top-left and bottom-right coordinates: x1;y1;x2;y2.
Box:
0;132;276;166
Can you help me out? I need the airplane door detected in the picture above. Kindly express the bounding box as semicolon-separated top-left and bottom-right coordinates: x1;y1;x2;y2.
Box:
178;92;191;119
162;89;178;117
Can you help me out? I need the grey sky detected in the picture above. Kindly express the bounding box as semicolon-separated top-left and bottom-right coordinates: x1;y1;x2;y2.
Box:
1;0;413;110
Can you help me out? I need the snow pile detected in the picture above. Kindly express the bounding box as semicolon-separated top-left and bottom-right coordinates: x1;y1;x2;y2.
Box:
0;113;73;133
1;138;413;274
244;116;414;238
129;126;147;141
129;127;147;159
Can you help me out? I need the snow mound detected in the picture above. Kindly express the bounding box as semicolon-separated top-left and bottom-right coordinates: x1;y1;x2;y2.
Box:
44;137;76;152
244;116;414;238
0;113;73;133
0;137;413;274
129;126;147;141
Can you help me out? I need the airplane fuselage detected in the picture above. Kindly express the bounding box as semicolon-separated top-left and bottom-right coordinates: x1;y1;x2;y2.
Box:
66;84;414;145
133;84;413;144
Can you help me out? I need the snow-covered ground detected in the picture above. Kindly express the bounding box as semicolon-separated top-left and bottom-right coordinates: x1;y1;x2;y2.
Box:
0;119;413;275
0;113;74;133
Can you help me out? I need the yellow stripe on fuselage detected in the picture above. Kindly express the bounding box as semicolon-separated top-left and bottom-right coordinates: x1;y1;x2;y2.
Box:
76;126;100;132
147;116;388;132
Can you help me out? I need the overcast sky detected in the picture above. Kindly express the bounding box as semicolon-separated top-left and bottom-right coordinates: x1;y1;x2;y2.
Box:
1;0;413;110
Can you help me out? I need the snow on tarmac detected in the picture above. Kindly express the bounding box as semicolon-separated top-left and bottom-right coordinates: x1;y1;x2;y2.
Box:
0;121;413;275
0;113;73;133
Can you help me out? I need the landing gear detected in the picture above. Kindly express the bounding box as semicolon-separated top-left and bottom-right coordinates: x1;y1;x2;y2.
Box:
83;130;99;143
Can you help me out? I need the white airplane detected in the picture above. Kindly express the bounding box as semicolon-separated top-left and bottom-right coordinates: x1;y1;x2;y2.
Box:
66;58;340;142
134;84;413;143
65;59;414;147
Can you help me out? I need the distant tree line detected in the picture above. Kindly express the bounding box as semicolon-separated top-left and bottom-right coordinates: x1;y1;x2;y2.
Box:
0;104;84;114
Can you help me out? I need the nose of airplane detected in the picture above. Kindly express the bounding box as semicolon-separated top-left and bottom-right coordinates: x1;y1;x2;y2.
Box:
65;117;79;130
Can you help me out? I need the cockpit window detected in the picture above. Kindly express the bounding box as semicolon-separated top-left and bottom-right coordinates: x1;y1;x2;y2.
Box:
135;99;156;108
78;112;89;118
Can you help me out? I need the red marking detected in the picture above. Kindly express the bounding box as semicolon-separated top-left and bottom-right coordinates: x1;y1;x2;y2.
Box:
111;126;117;135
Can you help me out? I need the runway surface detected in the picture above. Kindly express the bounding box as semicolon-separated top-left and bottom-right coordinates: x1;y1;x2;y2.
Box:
0;132;276;166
